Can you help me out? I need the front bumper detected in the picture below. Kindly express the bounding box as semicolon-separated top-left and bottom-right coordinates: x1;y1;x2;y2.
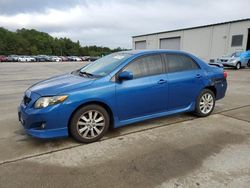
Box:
18;102;70;139
222;63;236;67
220;61;237;67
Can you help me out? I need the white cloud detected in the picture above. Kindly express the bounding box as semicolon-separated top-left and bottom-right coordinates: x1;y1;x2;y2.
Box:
0;0;249;48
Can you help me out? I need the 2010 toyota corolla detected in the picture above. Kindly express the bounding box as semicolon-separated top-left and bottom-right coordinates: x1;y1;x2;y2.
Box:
18;50;227;143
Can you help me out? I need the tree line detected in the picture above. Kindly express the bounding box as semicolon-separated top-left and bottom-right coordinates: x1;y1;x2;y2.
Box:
0;27;127;56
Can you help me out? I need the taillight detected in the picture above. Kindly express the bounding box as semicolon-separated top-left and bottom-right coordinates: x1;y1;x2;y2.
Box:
223;71;227;79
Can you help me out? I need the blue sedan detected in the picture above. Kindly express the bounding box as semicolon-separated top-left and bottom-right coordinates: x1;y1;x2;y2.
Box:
18;50;227;143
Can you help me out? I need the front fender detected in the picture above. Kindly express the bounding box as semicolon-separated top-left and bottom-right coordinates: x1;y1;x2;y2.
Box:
65;81;118;127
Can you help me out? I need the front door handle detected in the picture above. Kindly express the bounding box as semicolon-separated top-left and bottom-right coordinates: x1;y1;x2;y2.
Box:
196;74;202;78
158;79;167;84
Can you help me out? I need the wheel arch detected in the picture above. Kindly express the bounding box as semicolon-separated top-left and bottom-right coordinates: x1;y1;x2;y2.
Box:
236;61;241;67
204;85;217;98
67;101;114;136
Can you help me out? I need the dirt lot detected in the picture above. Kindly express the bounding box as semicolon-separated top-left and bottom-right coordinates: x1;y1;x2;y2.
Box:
0;62;249;188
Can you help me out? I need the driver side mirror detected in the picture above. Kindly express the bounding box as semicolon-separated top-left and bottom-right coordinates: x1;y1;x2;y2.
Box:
118;71;133;81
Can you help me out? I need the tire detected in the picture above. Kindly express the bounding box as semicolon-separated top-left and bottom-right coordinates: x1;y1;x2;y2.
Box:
247;60;250;68
69;104;110;143
195;89;215;117
235;62;241;70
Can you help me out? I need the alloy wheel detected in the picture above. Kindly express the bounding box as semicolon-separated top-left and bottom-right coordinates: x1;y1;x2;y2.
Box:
199;93;214;114
77;110;105;139
236;63;241;70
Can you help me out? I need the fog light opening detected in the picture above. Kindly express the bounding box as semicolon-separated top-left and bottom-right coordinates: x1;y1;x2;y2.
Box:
41;123;46;129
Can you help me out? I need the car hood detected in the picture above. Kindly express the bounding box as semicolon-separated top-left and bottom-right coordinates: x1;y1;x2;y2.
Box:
220;57;239;61
220;57;231;60
28;73;94;96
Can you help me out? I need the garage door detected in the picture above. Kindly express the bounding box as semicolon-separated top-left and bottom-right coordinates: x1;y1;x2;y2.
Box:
160;37;181;50
135;41;146;50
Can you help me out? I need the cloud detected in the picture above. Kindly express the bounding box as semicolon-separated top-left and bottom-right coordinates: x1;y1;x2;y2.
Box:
0;0;249;48
0;0;81;14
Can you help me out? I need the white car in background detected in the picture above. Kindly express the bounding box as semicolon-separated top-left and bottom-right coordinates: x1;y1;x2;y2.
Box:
68;56;82;61
50;56;62;62
18;56;36;62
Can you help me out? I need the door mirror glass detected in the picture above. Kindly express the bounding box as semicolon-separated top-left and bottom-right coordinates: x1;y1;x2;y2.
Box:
118;71;133;81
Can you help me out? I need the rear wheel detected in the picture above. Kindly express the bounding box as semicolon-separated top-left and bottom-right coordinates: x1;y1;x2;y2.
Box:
69;104;110;143
235;62;241;70
195;89;215;117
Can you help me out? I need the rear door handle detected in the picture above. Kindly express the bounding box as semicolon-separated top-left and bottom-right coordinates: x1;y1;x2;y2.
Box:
196;74;202;78
158;79;167;84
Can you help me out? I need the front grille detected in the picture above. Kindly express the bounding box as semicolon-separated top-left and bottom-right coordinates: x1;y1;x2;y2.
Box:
221;59;228;62
23;95;31;106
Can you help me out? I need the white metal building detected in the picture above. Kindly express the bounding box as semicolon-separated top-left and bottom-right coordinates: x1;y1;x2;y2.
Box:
132;19;250;62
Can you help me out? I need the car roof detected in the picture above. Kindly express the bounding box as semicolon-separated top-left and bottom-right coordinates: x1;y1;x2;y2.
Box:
118;49;188;56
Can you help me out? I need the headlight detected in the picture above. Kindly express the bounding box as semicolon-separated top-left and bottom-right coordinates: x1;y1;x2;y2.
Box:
34;95;68;109
229;59;237;63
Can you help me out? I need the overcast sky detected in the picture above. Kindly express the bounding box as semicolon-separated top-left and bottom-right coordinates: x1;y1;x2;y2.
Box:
0;0;249;48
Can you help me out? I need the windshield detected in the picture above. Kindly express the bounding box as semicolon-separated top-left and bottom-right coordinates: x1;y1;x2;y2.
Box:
222;52;242;58
231;52;242;57
79;53;132;76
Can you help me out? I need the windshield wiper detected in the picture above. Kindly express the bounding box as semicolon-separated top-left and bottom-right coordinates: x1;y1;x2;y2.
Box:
79;71;94;77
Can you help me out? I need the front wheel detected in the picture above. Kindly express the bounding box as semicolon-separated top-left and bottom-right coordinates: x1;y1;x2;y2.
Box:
235;62;241;70
69;104;110;143
195;89;215;117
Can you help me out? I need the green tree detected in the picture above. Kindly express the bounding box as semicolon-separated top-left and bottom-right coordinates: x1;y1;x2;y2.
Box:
0;27;127;56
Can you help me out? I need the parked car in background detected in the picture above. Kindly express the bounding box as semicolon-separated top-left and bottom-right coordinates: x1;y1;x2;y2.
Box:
50;56;62;62
86;56;100;62
60;56;68;61
7;55;19;62
68;56;82;61
18;50;227;143
18;56;27;62
28;56;36;62
35;55;51;62
80;56;88;61
18;56;36;62
217;50;250;69
0;55;8;62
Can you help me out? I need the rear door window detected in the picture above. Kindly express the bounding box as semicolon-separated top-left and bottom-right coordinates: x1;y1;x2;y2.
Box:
165;54;199;73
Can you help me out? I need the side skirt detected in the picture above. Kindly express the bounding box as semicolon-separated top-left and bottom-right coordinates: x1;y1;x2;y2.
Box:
114;103;195;128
